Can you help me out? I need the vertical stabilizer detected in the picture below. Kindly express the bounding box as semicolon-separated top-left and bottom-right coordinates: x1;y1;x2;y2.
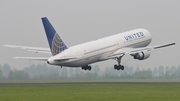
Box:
41;17;68;56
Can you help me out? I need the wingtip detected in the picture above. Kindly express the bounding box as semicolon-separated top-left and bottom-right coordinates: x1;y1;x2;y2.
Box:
169;42;176;46
3;44;11;47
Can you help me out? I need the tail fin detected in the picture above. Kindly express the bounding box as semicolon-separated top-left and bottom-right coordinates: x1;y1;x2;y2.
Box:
41;17;68;56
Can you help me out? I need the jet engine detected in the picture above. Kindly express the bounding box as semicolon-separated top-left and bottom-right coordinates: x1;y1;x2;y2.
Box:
133;51;151;60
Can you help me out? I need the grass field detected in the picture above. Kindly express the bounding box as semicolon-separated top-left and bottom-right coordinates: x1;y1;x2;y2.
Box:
0;84;180;101
1;79;180;83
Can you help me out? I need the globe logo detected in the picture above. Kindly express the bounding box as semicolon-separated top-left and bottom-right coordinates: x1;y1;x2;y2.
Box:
51;33;67;56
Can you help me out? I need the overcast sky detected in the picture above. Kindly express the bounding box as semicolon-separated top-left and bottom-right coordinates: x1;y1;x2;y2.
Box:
0;0;179;70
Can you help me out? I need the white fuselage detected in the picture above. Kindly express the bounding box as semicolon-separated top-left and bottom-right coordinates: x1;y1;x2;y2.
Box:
47;29;152;67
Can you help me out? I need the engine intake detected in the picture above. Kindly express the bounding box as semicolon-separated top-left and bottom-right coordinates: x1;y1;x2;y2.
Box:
133;51;150;60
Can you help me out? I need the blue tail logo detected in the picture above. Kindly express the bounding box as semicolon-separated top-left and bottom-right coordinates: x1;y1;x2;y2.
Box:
42;17;68;56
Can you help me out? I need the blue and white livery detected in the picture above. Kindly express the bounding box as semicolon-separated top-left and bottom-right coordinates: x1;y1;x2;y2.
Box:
4;17;175;71
42;17;67;56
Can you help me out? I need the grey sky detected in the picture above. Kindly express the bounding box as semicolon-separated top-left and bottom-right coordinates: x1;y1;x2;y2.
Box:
0;0;179;69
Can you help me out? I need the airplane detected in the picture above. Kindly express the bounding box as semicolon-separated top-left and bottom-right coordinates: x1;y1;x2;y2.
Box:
4;17;175;71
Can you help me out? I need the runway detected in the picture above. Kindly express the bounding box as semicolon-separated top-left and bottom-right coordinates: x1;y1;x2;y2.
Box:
0;82;180;86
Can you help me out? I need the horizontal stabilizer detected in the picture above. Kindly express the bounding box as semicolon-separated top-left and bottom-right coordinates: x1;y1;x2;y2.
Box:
54;57;78;61
13;57;49;61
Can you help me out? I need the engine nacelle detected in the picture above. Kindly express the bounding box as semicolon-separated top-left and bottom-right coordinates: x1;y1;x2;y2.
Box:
133;51;151;60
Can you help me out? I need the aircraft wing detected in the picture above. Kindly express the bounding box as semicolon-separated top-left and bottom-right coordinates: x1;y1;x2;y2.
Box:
4;45;51;54
13;57;49;61
109;42;175;58
14;56;79;61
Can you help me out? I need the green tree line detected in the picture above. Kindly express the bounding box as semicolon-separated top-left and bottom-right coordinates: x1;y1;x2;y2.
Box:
0;63;180;80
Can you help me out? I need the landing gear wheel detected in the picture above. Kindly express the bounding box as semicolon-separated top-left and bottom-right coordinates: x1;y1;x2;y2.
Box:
121;65;124;70
117;67;120;70
114;65;118;69
88;66;91;70
114;64;124;70
113;56;125;70
81;65;91;71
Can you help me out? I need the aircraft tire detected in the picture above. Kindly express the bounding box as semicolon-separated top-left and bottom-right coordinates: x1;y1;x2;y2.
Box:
121;65;124;70
114;65;118;69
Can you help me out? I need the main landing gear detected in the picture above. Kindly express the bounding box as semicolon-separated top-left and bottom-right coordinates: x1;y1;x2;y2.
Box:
114;64;124;70
81;65;91;71
114;56;124;70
